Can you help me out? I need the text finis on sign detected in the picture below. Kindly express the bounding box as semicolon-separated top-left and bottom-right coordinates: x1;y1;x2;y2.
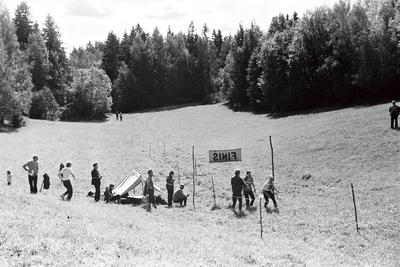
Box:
209;149;242;163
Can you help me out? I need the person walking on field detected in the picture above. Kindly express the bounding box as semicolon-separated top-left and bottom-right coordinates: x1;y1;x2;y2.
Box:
166;171;175;207
91;163;102;202
6;170;12;185
22;155;39;194
262;175;278;209
231;169;248;212
173;184;188;207
144;170;157;210
243;170;256;209
389;100;400;129
58;162;76;201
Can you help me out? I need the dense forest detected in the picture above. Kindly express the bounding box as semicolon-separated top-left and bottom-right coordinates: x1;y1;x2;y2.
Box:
1;0;400;126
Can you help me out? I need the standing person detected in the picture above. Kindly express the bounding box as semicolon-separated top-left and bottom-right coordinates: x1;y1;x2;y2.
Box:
243;170;256;209
144;170;157;210
173;184;188;207
166;171;175;207
389;100;400;129
119;112;122;121
58;161;76;201
6;170;12;185
116;111;119;120
231;169;248;212
91;163;102;202
262;175;278;209
22;155;39;194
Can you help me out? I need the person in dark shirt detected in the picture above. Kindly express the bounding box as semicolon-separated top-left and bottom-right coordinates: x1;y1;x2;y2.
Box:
144;170;157;210
389;100;400;129
166;171;175;207
231;169;248;212
104;186;111;203
91;163;102;202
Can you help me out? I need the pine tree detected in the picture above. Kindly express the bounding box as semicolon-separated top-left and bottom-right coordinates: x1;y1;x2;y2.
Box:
14;1;33;50
42;14;71;106
27;23;49;91
101;31;120;84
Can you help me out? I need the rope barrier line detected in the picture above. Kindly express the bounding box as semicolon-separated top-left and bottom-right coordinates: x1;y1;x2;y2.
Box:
147;139;400;193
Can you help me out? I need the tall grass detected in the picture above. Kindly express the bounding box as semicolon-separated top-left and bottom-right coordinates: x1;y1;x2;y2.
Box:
0;103;399;266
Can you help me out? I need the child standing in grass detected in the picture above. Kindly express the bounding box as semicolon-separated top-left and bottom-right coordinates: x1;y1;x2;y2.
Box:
262;175;278;209
6;170;12;185
104;187;111;203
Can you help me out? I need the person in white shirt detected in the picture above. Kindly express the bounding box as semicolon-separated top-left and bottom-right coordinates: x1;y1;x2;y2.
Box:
173;184;188;207
58;162;76;201
262;175;278;209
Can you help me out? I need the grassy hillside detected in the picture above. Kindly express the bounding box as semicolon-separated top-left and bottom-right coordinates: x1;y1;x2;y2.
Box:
0;103;399;266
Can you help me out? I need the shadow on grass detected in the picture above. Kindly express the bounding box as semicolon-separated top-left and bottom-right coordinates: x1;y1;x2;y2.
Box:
233;210;247;218
210;204;222;211
265;207;279;214
134;102;203;114
60;117;109;123
225;99;391;119
246;206;258;213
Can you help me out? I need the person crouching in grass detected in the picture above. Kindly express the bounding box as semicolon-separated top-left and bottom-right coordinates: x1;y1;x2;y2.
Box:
173;184;188;207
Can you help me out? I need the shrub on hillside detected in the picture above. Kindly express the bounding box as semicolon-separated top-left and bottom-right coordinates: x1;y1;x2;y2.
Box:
11;113;25;128
201;93;222;105
201;94;214;105
62;67;112;120
30;87;60;120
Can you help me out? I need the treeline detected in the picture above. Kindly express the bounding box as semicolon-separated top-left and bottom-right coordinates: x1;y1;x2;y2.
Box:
1;0;400;126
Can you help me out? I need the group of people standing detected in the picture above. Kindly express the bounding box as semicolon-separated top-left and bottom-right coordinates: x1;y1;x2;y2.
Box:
115;111;123;121
144;170;188;211
231;169;278;213
20;155;276;213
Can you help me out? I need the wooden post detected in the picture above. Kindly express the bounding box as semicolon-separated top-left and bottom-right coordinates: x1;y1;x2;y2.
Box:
351;183;359;233
259;196;263;239
148;142;151;158
192;146;196;211
211;175;216;207
177;163;181;185
269;136;274;178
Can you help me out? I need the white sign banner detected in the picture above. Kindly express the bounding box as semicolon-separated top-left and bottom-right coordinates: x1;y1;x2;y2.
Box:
209;148;242;163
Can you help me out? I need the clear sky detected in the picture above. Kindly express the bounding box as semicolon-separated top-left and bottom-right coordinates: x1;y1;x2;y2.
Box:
2;0;340;54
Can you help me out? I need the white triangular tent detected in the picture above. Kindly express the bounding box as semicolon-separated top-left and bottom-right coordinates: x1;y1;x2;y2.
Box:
112;169;163;197
112;169;143;196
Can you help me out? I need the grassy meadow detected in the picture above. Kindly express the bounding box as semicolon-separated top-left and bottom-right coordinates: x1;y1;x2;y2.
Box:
0;102;399;266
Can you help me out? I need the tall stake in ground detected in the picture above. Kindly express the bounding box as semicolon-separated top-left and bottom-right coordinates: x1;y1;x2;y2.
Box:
259;196;263;239
192;146;196;211
211;175;216;208
351;183;359;232
269;136;274;177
